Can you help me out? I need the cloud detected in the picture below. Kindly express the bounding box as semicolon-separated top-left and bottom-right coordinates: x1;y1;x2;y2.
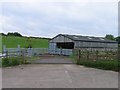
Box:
0;0;119;3
1;1;118;38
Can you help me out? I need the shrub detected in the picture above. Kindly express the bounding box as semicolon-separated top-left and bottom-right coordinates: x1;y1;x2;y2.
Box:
9;58;20;66
2;58;9;67
2;57;23;67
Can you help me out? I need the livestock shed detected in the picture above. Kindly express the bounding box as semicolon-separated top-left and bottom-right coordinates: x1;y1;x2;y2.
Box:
49;34;118;55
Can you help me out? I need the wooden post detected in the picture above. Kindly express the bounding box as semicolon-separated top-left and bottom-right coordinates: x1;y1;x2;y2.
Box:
6;51;8;59
77;49;81;64
22;50;26;64
87;50;89;61
3;45;6;54
105;50;108;60
22;51;24;64
96;50;98;61
24;50;27;64
77;49;79;64
17;45;20;56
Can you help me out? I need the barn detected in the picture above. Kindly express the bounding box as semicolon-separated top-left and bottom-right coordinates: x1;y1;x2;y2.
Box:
49;34;118;55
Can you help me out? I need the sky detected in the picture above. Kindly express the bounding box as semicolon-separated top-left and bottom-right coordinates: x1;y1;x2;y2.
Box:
0;0;118;38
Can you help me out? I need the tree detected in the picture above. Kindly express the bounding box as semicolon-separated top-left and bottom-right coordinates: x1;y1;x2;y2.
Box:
7;32;22;37
13;32;22;37
7;32;14;36
115;36;120;44
1;33;7;36
105;34;115;40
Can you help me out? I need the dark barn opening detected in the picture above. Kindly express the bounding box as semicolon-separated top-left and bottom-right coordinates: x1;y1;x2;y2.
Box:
57;42;74;49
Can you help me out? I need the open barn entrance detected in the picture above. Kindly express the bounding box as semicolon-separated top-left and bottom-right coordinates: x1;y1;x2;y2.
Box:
57;42;74;49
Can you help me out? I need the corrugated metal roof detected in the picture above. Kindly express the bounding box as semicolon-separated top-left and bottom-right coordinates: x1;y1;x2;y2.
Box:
60;34;117;43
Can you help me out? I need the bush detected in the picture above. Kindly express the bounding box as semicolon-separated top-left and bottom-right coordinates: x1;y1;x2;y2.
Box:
2;58;9;67
2;57;23;67
9;58;20;66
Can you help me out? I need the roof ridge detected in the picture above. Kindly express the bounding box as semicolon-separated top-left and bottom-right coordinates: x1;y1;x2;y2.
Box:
60;34;117;42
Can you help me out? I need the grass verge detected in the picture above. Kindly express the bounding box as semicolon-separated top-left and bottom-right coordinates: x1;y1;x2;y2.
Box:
77;60;119;72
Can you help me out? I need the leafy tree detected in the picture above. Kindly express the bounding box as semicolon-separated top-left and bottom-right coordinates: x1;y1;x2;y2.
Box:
14;32;22;37
115;36;120;44
105;34;115;40
7;32;22;37
1;33;7;36
7;32;14;36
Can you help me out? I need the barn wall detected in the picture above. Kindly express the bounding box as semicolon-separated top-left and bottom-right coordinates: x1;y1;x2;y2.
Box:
74;41;118;48
49;42;56;50
50;35;73;43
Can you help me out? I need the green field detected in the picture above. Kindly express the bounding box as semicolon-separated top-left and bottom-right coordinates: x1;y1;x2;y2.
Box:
2;36;49;48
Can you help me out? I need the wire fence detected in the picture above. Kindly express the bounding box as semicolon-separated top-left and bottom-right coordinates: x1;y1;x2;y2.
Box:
74;49;118;63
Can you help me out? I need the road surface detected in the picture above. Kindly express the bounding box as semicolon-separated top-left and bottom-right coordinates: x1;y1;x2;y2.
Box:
2;64;118;88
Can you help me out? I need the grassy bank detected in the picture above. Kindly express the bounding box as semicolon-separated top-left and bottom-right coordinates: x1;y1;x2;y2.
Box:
2;36;49;48
77;60;119;72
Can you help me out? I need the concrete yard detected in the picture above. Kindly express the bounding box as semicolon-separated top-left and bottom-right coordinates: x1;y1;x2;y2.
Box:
2;64;118;88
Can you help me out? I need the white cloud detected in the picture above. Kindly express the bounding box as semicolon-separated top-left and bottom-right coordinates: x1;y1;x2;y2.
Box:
1;1;118;38
0;0;119;3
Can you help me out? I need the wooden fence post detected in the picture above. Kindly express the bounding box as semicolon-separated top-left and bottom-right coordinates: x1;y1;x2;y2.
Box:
77;49;81;64
6;51;8;59
77;49;79;64
87;50;89;61
22;50;26;64
96;50;98;61
105;51;108;60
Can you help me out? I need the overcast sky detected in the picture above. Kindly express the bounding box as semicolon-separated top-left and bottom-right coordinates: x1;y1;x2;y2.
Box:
0;0;118;38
